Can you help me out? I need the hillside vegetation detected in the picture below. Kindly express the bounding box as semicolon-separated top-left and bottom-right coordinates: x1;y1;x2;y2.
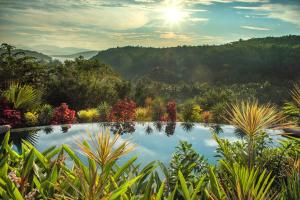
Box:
92;35;300;84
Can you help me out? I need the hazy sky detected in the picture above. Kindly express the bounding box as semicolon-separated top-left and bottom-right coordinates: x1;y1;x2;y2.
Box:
1;0;300;51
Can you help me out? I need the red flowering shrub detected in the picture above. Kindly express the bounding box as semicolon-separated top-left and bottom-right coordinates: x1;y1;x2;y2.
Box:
0;109;22;127
166;101;177;122
51;103;76;125
109;99;136;122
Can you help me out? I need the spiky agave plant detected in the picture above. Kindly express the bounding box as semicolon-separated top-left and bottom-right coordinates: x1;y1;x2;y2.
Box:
226;100;284;168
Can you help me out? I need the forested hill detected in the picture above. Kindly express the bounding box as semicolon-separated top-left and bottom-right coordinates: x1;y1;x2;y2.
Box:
91;35;300;84
0;49;52;61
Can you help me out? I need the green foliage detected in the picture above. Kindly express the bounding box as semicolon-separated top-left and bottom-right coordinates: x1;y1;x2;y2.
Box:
211;102;227;123
44;58;128;110
93;36;300;84
180;100;202;122
2;83;41;111
97;102;111;121
151;98;166;121
37;104;53;125
77;108;100;122
166;141;208;192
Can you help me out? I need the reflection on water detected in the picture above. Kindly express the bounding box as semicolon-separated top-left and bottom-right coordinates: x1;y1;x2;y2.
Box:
0;122;282;165
1;128;40;153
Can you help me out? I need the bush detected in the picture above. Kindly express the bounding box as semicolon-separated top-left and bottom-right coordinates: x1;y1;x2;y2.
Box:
166;141;208;192
78;108;100;122
211;102;227;123
135;107;150;121
97;102;111;121
24;111;39;126
108;99;136;122
37;104;53;125
166;101;177;122
151;98;166;121
180;100;202;122
0;109;21;127
202;111;212;123
51;103;76;125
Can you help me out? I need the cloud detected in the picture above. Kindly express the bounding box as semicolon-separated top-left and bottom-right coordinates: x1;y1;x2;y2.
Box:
234;3;300;26
189;17;209;23
159;32;192;42
190;0;269;5
241;25;270;31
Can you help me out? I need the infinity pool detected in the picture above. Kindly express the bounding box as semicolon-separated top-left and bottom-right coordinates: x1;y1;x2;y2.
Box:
5;122;281;165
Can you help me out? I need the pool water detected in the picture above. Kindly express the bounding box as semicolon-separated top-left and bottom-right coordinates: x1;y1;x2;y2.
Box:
4;122;282;165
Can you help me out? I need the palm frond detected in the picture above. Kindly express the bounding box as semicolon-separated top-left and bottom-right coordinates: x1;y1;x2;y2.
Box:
2;83;41;110
77;129;135;168
226;100;284;137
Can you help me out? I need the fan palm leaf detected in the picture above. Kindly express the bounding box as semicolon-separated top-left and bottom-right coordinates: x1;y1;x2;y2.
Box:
2;83;41;111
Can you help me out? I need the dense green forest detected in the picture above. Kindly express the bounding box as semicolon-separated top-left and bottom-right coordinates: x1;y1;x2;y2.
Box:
92;35;300;85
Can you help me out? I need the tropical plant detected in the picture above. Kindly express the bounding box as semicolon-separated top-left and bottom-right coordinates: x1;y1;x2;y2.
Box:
162;141;208;193
180;100;202;122
109;98;136;122
2;83;41;111
283;84;300;124
24;111;39;126
166;101;177;122
226;100;284;168
0;109;21;127
151;98;166;121
77;108;100;122
97;101;111;121
135;107;150;121
202;111;212;123
207;161;277;200
37;104;53;125
51;103;76;125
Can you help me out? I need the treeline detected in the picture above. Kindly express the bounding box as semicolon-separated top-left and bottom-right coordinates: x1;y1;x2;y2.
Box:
92;35;300;84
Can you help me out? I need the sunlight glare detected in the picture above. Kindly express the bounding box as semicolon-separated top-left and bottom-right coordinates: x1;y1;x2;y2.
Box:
164;7;184;24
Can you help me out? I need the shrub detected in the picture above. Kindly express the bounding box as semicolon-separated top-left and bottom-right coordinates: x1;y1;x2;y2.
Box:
24;111;39;126
78;108;100;122
151;98;166;121
51;103;76;125
97;102;111;121
135;107;150;121
180;100;202;122
109;99;136;122
202;111;212;123
2;83;41;111
0;109;21;127
211;102;227;123
166;101;177;122
37;104;53;125
165;141;208;192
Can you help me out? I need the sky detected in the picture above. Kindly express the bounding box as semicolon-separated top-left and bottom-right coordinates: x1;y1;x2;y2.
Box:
0;0;300;53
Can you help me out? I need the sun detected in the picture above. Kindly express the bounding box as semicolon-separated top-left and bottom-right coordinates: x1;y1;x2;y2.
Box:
164;7;184;24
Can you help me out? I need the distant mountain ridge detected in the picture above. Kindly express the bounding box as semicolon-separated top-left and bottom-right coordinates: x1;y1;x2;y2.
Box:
52;51;98;59
0;48;52;61
91;35;300;84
